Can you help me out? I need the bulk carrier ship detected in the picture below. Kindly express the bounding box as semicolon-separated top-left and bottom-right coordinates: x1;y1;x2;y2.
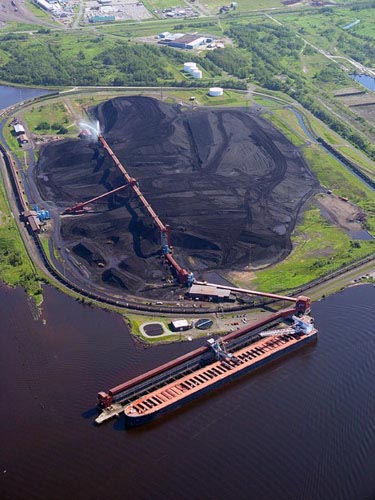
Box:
96;296;317;428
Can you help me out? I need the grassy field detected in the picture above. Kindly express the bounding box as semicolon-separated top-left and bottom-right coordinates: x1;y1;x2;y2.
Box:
264;109;307;147
253;95;284;110
234;90;375;292
71;87;249;108
196;0;283;14
336;145;375;178
252;206;374;293
2;120;23;161
279;6;375;55
20;89;248;130
276;98;375;173
23;100;78;136
100;17;224;38
25;0;57;24
0;173;43;302
145;0;186;11
124;314;182;343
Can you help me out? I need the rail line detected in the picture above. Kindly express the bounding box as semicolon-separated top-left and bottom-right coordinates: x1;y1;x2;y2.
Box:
1;121;374;316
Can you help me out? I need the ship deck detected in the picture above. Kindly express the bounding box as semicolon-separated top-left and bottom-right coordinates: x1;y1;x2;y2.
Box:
124;327;317;419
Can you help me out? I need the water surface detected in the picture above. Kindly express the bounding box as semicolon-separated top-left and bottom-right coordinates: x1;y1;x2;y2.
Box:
351;74;375;92
0;283;375;500
0;85;51;110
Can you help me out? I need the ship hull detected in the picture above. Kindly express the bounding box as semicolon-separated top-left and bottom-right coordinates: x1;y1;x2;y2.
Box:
124;331;317;428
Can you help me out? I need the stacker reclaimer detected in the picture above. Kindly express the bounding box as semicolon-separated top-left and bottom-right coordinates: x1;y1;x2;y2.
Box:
97;134;194;285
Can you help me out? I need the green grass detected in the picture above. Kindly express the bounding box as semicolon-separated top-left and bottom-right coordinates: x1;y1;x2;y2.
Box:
304;144;371;199
0;48;9;66
0;21;45;32
23;100;78;136
253;95;284;110
172;88;248;106
39;235;50;257
124;313;184;343
253;206;374;293
336;145;375;177
2;120;23;159
196;0;282;15
71;87;248;109
303;144;375;233
26;0;58;23
98;17;224;38
0;174;43;300
145;0;184;10
264;110;306;147
279;6;375;54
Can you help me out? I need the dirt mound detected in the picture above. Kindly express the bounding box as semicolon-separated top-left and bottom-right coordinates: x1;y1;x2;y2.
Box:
34;96;318;297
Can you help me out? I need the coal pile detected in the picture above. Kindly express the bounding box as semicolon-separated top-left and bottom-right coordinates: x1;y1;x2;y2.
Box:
34;96;318;298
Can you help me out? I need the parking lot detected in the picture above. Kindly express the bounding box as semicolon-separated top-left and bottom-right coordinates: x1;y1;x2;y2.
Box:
84;0;152;22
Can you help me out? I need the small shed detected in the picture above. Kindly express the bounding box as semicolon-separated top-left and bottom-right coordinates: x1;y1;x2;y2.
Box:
17;134;29;144
170;319;190;331
14;123;25;135
27;215;41;233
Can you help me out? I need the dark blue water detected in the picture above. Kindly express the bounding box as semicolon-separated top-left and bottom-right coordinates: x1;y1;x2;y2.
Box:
0;282;375;500
351;74;375;92
0;85;51;110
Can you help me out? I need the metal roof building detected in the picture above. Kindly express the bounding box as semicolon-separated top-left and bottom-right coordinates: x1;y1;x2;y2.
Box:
170;319;190;331
14;124;25;135
187;284;235;302
34;0;53;11
167;34;207;49
17;134;29;144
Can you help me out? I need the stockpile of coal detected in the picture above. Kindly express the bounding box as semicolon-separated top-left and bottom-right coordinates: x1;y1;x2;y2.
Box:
35;96;318;297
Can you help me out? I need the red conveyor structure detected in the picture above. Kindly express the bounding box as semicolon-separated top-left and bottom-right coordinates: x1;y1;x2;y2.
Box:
194;281;311;313
98;135;190;283
62;181;136;215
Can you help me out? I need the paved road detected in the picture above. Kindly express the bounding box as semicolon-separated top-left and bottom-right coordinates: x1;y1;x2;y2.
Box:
73;0;84;29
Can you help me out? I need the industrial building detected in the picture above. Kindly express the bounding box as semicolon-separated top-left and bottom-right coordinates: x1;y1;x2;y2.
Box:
187;284;235;302
33;0;53;11
160;34;208;50
170;319;190;331
89;15;115;23
17;134;29;144
13;123;25;135
23;210;42;234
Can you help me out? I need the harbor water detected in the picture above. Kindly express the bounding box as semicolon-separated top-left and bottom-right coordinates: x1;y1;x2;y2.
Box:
0;85;51;110
1;84;375;500
0;282;375;500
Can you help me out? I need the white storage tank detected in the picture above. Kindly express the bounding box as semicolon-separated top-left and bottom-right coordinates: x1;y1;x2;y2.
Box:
191;69;202;79
184;62;197;73
208;87;223;97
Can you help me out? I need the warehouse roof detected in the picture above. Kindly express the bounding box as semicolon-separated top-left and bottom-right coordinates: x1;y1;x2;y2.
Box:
14;124;25;134
188;284;231;298
171;34;203;44
171;319;189;329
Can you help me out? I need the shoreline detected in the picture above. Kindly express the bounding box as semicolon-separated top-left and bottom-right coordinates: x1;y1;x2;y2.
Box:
0;87;374;343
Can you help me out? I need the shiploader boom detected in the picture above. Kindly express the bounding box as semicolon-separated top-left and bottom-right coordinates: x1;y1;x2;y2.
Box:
98;134;191;283
194;281;310;313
